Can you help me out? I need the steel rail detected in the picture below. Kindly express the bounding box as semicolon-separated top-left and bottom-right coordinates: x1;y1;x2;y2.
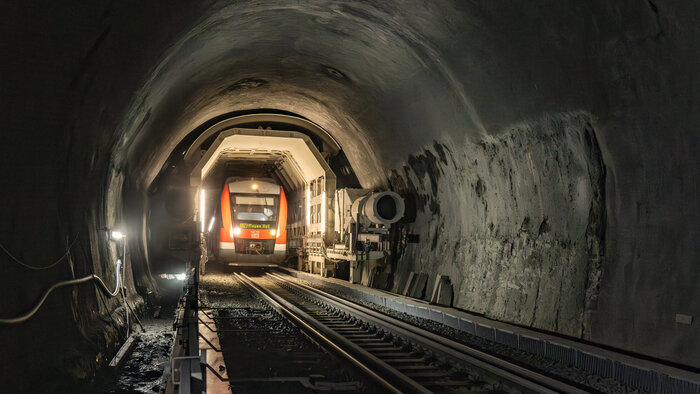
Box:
233;273;429;394
266;272;588;394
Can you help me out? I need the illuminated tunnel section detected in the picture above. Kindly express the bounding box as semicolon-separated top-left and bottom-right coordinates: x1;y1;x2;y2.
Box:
186;124;337;269
0;0;698;390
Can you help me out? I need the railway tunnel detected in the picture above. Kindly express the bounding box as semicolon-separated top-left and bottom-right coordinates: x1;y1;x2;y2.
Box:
0;1;699;392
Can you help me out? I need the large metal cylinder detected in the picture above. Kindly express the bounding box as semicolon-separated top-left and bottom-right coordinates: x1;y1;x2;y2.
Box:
351;191;405;225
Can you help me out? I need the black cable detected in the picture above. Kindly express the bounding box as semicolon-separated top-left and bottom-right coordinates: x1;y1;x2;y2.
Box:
0;233;80;270
0;261;121;324
95;260;122;297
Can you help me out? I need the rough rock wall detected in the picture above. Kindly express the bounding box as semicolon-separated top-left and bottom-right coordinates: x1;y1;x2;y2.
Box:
392;113;605;337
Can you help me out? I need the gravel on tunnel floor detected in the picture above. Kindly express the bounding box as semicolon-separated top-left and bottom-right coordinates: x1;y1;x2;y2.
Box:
93;304;176;394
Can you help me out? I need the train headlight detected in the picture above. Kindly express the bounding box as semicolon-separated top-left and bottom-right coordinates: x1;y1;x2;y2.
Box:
270;229;276;236
251;183;258;190
233;227;241;236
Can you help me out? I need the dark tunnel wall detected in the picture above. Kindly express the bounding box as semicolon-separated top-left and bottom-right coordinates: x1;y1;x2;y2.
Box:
0;0;698;386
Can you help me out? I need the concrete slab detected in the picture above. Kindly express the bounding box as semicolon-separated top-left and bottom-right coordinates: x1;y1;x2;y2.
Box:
429;275;453;307
401;272;415;296
408;273;428;299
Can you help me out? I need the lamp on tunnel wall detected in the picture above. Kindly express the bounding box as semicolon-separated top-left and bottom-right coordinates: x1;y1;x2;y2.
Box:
207;216;216;233
108;229;127;260
110;230;125;241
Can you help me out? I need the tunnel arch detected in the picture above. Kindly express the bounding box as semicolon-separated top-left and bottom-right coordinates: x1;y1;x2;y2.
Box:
183;113;342;164
105;0;698;371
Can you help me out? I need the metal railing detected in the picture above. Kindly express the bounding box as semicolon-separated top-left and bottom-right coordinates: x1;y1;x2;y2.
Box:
165;260;206;394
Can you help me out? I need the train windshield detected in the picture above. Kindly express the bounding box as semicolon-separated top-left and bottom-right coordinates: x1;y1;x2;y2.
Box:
231;195;278;222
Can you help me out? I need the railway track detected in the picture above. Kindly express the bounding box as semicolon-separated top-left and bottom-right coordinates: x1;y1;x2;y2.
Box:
233;272;589;394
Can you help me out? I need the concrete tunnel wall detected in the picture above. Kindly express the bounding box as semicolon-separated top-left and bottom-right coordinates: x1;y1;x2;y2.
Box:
0;0;698;386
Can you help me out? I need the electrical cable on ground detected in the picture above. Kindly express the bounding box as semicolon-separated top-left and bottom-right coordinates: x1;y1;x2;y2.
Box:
0;233;80;270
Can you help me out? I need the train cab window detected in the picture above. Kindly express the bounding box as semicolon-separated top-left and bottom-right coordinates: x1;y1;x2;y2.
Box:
232;195;278;222
237;212;270;221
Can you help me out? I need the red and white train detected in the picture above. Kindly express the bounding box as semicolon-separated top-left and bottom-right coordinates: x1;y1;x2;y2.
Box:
214;177;287;266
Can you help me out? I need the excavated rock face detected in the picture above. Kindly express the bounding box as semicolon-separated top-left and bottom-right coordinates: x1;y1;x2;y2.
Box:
0;0;698;388
391;113;606;338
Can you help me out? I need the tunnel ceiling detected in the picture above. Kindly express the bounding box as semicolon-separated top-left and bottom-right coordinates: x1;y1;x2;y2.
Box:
116;1;479;191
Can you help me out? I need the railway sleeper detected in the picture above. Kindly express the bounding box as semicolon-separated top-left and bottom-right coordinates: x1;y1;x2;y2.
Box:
314;318;346;323
342;333;379;338
326;325;358;330
320;315;353;322
331;326;366;331
393;365;441;371
349;338;386;343
383;357;428;364
372;351;415;357
366;346;408;352
356;341;395;348
402;371;452;379
420;380;485;388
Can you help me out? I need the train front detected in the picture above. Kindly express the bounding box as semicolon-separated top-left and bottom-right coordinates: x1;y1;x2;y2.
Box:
216;178;287;266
